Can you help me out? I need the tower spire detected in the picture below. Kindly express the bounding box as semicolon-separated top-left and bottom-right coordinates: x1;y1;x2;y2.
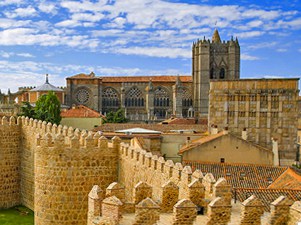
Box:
45;74;49;84
212;28;221;43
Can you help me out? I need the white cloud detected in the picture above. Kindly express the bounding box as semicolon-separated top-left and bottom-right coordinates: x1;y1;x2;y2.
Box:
56;20;80;27
0;28;99;49
38;2;58;14
0;59;186;92
4;6;38;18
241;54;259;61
60;0;107;13
116;47;190;58
0;51;34;58
277;18;301;29
242;9;280;20
276;49;287;53
246;20;263;28
0;18;31;29
235;31;265;39
247;42;277;50
16;53;34;58
71;12;105;22
0;0;24;6
0;51;12;58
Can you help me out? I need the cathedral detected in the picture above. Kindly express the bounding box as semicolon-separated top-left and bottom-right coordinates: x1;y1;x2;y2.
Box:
66;29;240;119
6;29;300;165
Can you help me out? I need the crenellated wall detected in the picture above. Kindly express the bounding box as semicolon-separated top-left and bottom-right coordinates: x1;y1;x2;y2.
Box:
0;116;120;225
118;143;200;204
0;116;21;208
2;115;301;225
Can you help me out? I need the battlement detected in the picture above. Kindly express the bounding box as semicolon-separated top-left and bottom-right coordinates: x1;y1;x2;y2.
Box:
193;38;239;47
0;116;20;126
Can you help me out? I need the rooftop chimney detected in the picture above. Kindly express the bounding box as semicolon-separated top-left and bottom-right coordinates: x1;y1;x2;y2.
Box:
211;125;218;135
186;137;191;145
272;137;279;166
223;127;229;135
242;128;247;140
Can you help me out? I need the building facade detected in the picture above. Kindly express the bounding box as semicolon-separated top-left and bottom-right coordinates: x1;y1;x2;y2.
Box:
208;79;300;165
66;73;193;120
192;29;240;116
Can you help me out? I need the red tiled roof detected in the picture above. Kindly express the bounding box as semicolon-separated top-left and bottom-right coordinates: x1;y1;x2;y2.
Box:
61;105;104;118
179;132;225;154
234;187;301;211
184;161;288;189
267;168;301;190
101;76;192;83
179;132;271;154
67;74;192;83
160;118;198;125
67;72;96;79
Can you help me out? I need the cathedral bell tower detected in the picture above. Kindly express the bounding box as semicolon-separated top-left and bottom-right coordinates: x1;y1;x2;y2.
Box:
192;29;240;116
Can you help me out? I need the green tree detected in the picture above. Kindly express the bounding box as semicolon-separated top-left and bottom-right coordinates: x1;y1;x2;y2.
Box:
104;109;127;123
19;101;35;118
35;91;61;125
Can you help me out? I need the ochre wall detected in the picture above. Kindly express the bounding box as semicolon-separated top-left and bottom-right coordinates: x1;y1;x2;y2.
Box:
61;117;102;130
0;117;21;208
0;116;119;225
118;143;198;204
20;122;36;210
161;134;204;162
182;135;273;165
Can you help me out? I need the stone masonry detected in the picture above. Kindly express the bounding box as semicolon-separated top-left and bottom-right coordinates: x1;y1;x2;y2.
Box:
2;116;301;225
240;195;265;225
209;79;300;166
0;116;20;208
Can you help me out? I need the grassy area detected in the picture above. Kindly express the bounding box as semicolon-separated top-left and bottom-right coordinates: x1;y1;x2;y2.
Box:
0;206;34;225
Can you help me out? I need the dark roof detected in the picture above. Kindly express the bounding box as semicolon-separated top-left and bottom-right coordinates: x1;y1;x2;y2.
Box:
183;161;287;189
30;74;63;92
234;188;301;211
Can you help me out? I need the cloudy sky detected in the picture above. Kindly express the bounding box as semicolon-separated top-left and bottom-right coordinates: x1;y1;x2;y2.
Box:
0;0;300;92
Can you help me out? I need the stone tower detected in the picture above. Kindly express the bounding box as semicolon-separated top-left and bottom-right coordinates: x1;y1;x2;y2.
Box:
192;29;240;116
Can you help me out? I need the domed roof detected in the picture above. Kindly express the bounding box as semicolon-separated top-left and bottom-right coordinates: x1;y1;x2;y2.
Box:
30;74;63;92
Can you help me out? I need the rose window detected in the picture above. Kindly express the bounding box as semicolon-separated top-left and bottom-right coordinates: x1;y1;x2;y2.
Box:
76;89;90;104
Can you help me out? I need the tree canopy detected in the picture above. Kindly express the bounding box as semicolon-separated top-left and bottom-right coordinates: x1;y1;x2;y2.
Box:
103;108;127;123
19;91;61;125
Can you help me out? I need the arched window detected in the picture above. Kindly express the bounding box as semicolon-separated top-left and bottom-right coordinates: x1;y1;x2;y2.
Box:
182;88;193;117
220;68;225;79
182;88;192;107
154;87;170;107
102;87;120;113
154;87;171;118
125;87;144;107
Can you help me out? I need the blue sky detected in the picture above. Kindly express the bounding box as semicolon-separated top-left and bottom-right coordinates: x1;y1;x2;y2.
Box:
0;0;300;92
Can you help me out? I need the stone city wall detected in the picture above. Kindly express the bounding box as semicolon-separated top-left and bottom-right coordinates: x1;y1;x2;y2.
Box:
33;122;119;225
0;116;21;208
0;116;120;225
118;142;210;207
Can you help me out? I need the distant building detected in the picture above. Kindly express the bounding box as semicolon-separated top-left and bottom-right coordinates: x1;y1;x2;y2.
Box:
208;78;300;166
17;74;65;104
61;104;104;130
192;29;240;116
179;130;274;165
66;73;193;120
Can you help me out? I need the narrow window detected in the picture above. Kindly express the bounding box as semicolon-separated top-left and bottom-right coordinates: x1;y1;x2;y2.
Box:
220;68;225;79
